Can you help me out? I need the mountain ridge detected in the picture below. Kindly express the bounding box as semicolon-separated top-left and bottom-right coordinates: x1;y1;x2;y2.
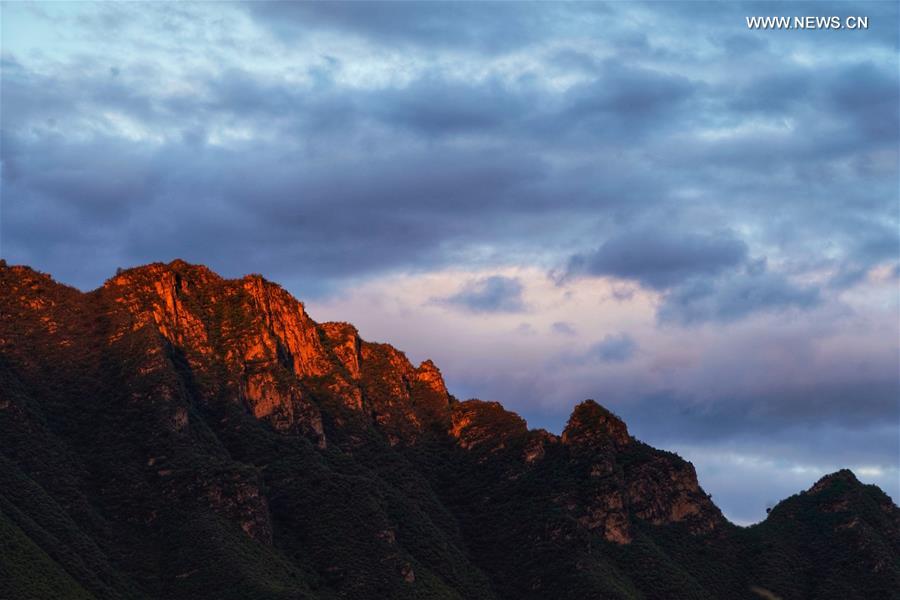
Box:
1;259;897;599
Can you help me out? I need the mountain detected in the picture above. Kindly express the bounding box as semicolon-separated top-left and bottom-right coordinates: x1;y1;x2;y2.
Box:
1;259;897;600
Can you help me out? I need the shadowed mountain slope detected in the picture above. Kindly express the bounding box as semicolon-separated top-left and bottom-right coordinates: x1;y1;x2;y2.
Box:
1;260;897;599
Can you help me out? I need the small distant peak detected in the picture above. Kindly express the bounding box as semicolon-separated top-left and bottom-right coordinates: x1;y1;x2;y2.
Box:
2;262;35;275
168;258;192;269
1;262;33;276
106;260;219;288
166;259;218;279
418;359;440;373
415;359;448;395
808;469;862;495
562;399;630;448
241;272;270;285
0;262;61;286
241;272;270;290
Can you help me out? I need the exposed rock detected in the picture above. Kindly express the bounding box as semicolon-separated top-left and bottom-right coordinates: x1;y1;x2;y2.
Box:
241;275;334;377
320;321;363;379
623;454;722;534
561;399;631;448
241;368;326;447
414;359;448;396
576;490;632;544
523;430;558;464
449;400;528;451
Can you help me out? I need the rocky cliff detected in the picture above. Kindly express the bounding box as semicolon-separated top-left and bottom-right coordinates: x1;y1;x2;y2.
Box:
1;260;897;600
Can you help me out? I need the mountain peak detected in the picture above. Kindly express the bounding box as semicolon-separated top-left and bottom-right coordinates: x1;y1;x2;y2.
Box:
109;258;214;279
808;469;861;494
561;399;631;447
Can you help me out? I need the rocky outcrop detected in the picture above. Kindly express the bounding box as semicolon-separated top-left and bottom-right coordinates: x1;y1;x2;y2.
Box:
449;400;528;451
556;400;723;543
106;261;214;351
320;321;363;380
522;429;558;464
623;451;722;534
561;399;631;449
240;275;333;378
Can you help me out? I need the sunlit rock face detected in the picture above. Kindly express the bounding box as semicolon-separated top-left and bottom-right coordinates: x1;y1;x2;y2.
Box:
104;262;332;446
319;321;363;380
2;260;897;600
95;261;460;448
449;400;529;451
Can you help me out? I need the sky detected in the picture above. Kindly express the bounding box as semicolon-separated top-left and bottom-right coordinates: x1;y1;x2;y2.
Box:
1;1;898;524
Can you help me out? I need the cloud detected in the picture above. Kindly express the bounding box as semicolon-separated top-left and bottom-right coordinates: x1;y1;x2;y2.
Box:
658;265;821;325
5;4;895;300
551;321;577;336
563;61;698;133
563;229;822;325
588;333;638;363
565;230;748;290
245;2;588;53
435;275;526;313
826;61;900;144
370;75;532;137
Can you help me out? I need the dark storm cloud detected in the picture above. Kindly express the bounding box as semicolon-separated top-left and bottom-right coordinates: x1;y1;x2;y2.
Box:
0;59;682;291
371;76;531;136
7;136;552;293
0;59;550;289
246;1;586;52
563;228;821;323
5;2;895;295
436;276;526;314
566;230;748;290
827;61;900;143
725;69;815;115
727;58;899;139
658;264;821;325
564;62;697;127
3;136;162;220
